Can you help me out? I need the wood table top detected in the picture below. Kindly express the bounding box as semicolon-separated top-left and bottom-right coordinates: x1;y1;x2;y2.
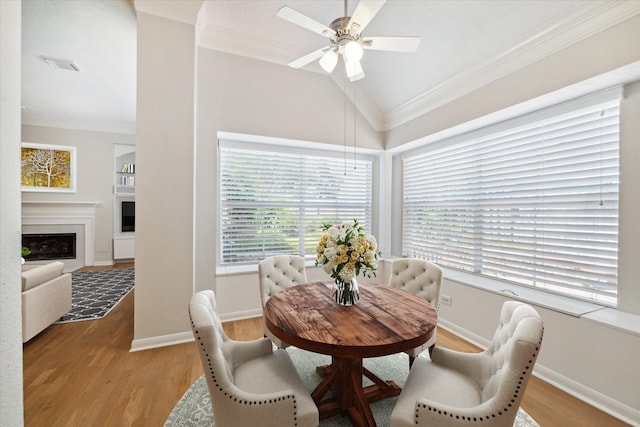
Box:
264;281;437;359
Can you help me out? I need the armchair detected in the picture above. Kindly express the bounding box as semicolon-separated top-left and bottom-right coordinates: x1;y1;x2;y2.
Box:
258;255;308;348
388;258;442;365
189;290;318;427
390;301;543;427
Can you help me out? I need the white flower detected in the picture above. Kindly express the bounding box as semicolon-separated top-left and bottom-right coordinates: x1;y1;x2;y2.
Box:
366;234;377;250
323;263;334;275
327;226;340;240
339;267;355;282
315;219;381;285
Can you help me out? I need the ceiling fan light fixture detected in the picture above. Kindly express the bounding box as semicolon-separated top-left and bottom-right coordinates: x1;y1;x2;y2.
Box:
319;50;338;73
344;40;363;62
345;59;365;82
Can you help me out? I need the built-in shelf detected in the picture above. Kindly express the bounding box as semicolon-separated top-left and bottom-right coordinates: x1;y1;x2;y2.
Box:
113;144;135;260
114;185;135;195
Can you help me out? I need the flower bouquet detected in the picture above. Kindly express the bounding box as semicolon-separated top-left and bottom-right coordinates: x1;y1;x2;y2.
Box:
315;219;381;305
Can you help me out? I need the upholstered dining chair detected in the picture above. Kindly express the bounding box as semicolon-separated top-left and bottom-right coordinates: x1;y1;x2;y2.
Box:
390;301;544;427
258;255;308;348
388;258;443;366
189;290;319;427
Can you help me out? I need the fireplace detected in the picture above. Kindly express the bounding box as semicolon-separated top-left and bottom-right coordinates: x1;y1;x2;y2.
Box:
22;233;77;261
22;201;98;271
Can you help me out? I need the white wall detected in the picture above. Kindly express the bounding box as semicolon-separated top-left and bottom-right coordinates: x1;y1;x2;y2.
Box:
617;80;640;314
132;12;197;349
21;125;135;265
0;0;24;424
193;49;382;318
384;15;640;424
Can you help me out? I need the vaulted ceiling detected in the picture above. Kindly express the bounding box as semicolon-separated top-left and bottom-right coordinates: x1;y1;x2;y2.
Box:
21;0;640;135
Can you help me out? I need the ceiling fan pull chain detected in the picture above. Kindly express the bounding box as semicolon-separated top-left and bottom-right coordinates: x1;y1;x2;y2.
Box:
344;77;348;176
353;80;357;170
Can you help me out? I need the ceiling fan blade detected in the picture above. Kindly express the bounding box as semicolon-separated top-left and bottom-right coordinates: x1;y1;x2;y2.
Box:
277;6;336;38
347;0;386;36
361;36;421;52
345;59;365;82
288;47;331;69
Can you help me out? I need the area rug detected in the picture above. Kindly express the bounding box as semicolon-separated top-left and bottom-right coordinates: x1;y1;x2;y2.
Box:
165;347;539;427
56;268;134;323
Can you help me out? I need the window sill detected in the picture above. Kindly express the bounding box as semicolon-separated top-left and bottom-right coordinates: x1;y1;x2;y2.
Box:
216;260;318;277
221;258;640;337
216;264;258;276
441;267;640;337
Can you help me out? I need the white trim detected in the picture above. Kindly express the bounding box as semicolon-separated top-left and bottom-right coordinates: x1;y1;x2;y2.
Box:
133;0;202;25
21;115;135;136
218;131;382;155
400;85;624;159
381;2;640;131
129;331;195;352
443;269;607;318
93;261;115;267
387;63;640;154
219;308;263;323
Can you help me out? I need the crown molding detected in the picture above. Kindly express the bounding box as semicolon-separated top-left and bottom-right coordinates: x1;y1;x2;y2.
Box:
22;114;136;136
197;24;297;67
380;0;640;132
133;0;203;25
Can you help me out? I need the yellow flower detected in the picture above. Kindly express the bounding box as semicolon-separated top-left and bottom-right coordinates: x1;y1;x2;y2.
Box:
321;234;329;244
351;251;360;260
364;251;374;262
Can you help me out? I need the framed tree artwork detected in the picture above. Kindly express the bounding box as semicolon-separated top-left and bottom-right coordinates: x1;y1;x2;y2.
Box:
21;143;77;192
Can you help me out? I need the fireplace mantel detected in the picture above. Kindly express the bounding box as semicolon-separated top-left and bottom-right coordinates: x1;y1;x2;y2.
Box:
22;201;100;268
22;201;101;209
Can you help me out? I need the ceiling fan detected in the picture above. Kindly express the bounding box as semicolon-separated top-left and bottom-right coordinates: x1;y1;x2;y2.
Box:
277;0;420;82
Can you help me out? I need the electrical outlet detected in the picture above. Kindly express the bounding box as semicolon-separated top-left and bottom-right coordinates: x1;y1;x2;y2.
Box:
441;294;453;306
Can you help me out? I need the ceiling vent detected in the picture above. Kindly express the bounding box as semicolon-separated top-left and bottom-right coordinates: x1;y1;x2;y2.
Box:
43;56;81;72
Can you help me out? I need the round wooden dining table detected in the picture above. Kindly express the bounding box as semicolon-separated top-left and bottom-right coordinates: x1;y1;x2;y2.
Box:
263;281;437;427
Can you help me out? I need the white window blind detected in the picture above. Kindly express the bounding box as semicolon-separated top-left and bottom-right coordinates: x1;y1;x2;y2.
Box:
220;142;373;266
403;93;620;305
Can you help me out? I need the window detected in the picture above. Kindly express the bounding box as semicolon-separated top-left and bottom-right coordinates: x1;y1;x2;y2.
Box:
219;139;374;266
402;89;621;305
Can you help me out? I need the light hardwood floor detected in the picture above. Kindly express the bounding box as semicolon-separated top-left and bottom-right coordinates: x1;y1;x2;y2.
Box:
23;264;630;426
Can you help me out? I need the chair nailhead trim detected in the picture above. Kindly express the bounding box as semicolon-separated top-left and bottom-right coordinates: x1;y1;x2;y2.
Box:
189;312;300;425
414;327;543;424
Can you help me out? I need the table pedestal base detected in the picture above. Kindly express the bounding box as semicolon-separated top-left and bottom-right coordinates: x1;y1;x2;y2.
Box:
311;357;401;427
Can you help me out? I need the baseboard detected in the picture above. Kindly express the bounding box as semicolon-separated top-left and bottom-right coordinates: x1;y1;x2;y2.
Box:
218;308;263;323
438;319;640;426
129;309;262;352
129;331;194;352
93;261;115;267
535;364;640;425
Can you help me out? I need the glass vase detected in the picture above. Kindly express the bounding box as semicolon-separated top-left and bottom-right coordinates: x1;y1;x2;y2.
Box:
334;277;360;306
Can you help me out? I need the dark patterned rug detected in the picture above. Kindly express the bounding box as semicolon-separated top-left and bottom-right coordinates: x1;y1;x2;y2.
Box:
56;268;134;323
